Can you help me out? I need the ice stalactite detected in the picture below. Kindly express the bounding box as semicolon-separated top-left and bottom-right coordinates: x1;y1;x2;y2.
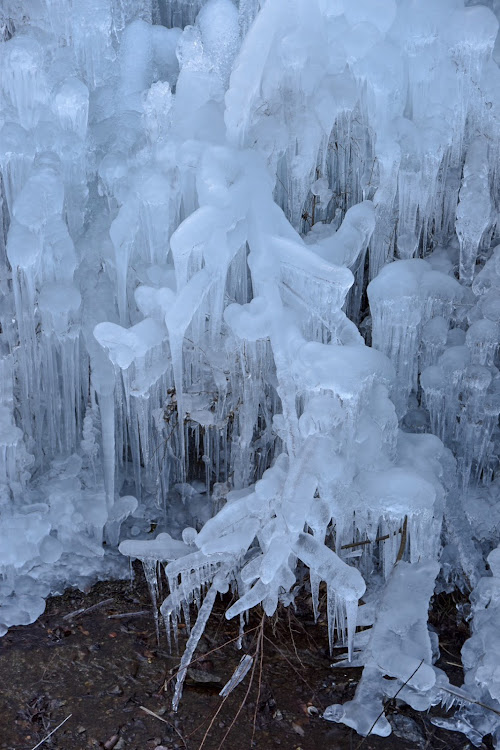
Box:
2;0;500;745
368;259;463;415
456;137;494;285
0;356;33;494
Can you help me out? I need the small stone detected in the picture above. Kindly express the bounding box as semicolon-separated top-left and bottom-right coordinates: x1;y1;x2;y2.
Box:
186;668;221;684
292;723;305;737
77;725;87;734
390;714;426;749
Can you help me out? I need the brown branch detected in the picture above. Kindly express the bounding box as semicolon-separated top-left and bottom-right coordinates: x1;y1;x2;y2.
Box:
214;619;264;750
340;528;402;551
396;516;408;563
140;706;188;749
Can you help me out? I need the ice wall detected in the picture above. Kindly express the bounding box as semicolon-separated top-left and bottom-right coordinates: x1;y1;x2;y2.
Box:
1;0;500;744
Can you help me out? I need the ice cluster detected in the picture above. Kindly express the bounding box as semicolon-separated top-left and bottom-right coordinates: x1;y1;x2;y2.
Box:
1;0;500;743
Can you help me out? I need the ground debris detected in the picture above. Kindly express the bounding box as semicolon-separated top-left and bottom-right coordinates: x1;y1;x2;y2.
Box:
0;574;489;750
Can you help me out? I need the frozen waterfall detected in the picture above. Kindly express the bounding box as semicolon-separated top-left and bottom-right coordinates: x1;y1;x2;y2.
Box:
1;0;500;743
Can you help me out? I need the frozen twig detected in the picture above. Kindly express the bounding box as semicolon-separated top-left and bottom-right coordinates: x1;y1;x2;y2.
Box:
107;610;149;619
396;516;408;563
212;618;264;750
355;659;424;749
63;597;114;620
162;623;261;691
439;685;500;719
219;654;254;698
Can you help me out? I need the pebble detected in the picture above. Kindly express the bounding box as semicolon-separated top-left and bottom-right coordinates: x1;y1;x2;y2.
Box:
390;714;426;748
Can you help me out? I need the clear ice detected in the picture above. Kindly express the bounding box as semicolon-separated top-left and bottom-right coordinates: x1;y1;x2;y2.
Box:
1;0;500;743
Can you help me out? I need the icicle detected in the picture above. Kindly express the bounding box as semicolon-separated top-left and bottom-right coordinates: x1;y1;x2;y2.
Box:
327;586;336;655
172;581;218;712
237;613;245;650
219;654;254;698
456;137;493;286
310;571;321;623
345;596;358;663
142;559;160;643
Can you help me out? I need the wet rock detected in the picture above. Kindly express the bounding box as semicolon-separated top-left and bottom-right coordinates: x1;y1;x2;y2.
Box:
103;735;120;750
186;668;221;684
390;714;426;748
292;722;305;736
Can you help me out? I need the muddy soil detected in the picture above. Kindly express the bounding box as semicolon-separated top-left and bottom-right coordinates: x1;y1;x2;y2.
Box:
0;569;491;750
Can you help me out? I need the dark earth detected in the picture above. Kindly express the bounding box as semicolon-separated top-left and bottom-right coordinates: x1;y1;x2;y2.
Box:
0;566;493;750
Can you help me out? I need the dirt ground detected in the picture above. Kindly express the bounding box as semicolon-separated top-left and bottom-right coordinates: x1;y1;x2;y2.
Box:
0;568;492;750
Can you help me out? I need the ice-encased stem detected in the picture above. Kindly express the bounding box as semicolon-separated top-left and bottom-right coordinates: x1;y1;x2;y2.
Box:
172;580;218;712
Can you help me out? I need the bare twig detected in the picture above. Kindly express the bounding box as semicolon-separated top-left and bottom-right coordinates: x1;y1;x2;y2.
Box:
190;618;265;750
439;685;500;719
162;624;261;692
252;621;265;748
287;608;304;670
107;610;149;620
214;619;264;750
340;530;400;551
194;690;232;748
140;706;188;748
439;643;460;659
29;714;72;750
36;653;57;685
423;722;437;750
396;516;408;563
263;634;324;709
63;597;114;620
283;606;322;652
140;705;170;724
355;659;424;750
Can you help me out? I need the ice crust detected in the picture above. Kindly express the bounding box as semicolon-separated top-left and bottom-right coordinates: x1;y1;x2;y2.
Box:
1;0;500;744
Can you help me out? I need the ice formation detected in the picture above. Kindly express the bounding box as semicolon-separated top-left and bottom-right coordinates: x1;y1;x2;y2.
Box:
1;0;500;743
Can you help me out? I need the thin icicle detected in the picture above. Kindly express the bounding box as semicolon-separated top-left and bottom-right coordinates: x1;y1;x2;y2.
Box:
172;581;218;712
219;654;254;698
